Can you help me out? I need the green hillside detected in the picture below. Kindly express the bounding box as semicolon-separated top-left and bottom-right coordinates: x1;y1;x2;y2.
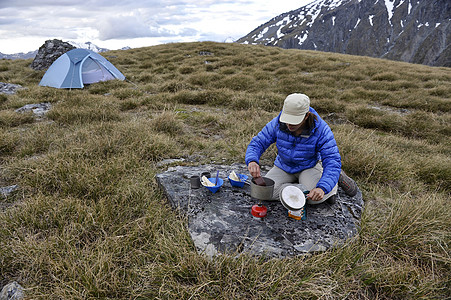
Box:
0;42;450;299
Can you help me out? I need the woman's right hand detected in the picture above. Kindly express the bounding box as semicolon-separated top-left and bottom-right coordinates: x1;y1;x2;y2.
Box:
248;161;261;178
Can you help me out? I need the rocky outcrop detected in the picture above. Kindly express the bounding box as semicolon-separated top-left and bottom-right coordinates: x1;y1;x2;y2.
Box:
15;103;51;118
237;0;451;67
0;282;24;300
30;39;75;70
0;185;18;199
0;185;19;211
0;83;23;95
156;163;364;258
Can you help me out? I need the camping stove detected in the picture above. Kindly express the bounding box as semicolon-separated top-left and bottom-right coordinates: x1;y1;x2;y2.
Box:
251;203;267;219
249;177;274;220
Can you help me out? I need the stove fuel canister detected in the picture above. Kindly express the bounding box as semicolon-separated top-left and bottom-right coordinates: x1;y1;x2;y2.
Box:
251;204;267;219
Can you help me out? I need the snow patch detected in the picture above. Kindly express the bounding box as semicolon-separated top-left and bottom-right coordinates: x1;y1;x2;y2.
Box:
298;30;309;45
257;27;269;40
354;18;361;29
328;0;345;10
276;27;284;39
332;16;336;26
396;0;405;9
305;3;322;27
369;15;374;26
275;16;290;39
435;23;441;28
276;16;290;27
384;0;394;26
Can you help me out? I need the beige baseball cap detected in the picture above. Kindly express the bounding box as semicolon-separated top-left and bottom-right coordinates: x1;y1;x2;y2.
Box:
279;93;310;125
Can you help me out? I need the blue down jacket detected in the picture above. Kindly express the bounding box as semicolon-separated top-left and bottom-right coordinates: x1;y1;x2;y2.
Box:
245;107;341;194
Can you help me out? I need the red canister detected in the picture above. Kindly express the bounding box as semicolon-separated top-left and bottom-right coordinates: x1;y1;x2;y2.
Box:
251;204;267;219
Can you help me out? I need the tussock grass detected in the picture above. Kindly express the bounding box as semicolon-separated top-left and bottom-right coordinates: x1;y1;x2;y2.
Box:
0;110;35;127
0;42;449;299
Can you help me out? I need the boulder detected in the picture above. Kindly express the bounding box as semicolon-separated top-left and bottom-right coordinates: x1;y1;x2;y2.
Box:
156;163;364;258
0;185;19;211
30;39;75;70
0;185;18;199
15;103;51;118
0;83;23;95
0;282;24;300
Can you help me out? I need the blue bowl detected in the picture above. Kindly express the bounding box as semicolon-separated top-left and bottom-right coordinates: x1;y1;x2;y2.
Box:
204;177;223;193
228;174;248;188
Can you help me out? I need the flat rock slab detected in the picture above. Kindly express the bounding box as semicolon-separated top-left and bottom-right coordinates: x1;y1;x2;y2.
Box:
0;185;18;199
0;82;24;95
156;164;364;258
15;103;51;118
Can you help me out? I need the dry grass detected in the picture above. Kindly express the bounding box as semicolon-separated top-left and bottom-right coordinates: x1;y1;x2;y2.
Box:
0;41;449;299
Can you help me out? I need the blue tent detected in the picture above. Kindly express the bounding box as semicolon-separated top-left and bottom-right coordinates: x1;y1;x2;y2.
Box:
39;49;125;89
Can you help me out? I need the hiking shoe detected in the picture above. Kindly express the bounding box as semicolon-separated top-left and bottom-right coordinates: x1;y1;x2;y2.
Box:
326;194;337;205
338;171;358;197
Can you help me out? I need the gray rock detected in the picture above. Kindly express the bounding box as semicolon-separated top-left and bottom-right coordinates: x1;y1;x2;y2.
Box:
199;51;213;56
156;163;364;258
15;103;51;117
368;105;410;116
0;185;18;199
0;83;23;95
0;282;24;300
30;39;75;70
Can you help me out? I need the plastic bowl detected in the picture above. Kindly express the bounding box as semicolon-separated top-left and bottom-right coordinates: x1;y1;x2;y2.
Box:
203;177;223;193
228;174;248;188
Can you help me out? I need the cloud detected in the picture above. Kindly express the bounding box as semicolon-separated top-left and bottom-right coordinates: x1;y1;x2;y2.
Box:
97;15;176;40
178;27;198;36
0;16;19;26
0;0;310;53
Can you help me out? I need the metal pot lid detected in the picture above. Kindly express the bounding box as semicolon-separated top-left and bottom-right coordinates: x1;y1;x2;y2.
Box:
280;186;305;210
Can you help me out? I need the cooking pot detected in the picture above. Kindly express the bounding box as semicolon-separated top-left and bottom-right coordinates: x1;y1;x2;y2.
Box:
250;177;275;200
280;185;307;211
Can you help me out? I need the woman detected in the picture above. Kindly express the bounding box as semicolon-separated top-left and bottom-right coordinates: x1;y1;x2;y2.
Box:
245;93;342;204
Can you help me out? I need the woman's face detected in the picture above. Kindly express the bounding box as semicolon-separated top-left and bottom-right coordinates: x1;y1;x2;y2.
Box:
285;112;309;132
286;122;303;132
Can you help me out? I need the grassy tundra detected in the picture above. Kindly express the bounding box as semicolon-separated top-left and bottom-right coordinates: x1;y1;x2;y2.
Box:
0;42;450;299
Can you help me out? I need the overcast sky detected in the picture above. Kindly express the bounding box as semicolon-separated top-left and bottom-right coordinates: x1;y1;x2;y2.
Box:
0;0;312;54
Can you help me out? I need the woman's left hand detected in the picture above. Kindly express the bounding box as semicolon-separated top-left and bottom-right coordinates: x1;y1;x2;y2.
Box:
307;188;325;202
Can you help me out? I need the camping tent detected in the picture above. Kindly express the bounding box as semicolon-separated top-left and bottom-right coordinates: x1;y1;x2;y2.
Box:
39;49;125;88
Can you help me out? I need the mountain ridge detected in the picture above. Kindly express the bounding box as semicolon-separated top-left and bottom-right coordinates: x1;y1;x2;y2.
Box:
237;0;451;67
0;41;115;60
0;50;38;60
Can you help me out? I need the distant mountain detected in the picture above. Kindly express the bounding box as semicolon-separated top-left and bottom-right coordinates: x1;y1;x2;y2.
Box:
0;41;112;60
237;0;451;67
0;50;38;60
67;41;109;53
